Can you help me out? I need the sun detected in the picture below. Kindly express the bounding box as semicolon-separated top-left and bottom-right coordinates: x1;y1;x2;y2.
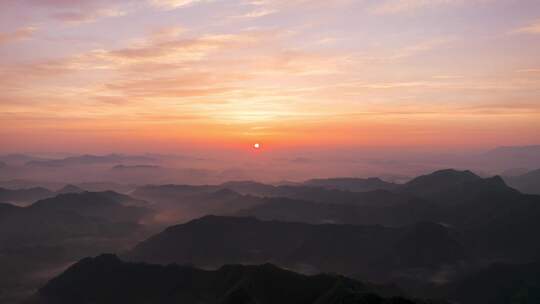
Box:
253;143;261;149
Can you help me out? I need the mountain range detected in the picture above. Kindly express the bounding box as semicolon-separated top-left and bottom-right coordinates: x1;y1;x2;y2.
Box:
303;177;397;192
0;191;152;247
126;215;465;282
0;191;154;302
24;154;156;168
0;166;538;303
27;254;444;304
0;187;56;205
230;169;540;262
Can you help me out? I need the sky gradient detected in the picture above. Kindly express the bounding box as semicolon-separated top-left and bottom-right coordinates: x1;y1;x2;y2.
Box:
1;0;540;153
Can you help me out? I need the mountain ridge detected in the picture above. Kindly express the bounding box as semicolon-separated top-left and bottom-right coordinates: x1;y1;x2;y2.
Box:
27;254;443;304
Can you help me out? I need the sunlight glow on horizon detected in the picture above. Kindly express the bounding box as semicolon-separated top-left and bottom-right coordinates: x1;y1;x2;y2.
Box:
0;0;539;153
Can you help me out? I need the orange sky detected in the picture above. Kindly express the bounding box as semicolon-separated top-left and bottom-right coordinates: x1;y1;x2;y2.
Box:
1;0;540;153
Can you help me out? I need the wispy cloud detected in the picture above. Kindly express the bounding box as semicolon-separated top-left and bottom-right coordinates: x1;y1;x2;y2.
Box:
0;26;37;46
148;0;211;10
370;0;482;15
348;37;455;64
516;68;540;73
13;0;131;24
25;0;103;8
237;8;277;18
513;19;540;34
51;7;126;23
390;37;454;59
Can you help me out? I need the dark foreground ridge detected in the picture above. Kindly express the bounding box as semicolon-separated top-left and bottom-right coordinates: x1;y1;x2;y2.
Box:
27;254;445;304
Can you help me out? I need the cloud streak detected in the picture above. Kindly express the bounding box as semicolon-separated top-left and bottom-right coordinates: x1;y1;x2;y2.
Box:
51;7;126;23
148;0;211;10
514;19;540;34
0;27;36;45
370;0;485;14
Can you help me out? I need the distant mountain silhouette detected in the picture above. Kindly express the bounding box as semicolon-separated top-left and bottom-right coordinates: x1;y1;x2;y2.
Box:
76;181;136;193
55;184;84;194
399;169;481;198
133;182;432;226
400;172;518;209
237;170;512;227
220;181;275;196
237;197;360;224
132;185;261;223
0;203;137;247
304;177;398;192
399;172;540;261
25;154;156;167
134;169;540;239
504;168;540;194
237;196;434;227
233;169;540;262
126;216;465;281
30;191;152;223
0;185;131;205
0;154;48;166
132;184;220;202
0;186;54;205
221;182;416;206
0;191;152;246
28;254;443;304
0;191;154;303
111;164;162;170
0;179;65;191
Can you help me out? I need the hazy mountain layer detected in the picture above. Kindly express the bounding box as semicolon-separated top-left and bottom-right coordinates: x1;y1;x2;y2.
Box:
127;215;465;282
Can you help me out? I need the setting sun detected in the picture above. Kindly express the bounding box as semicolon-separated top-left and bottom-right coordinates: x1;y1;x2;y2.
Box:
254;143;261;149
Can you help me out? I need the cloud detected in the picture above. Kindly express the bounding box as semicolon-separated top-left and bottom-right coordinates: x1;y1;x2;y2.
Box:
13;0;130;24
148;0;211;10
347;37;455;64
151;26;187;41
25;0;100;7
51;7;126;23
514;19;540;34
99;32;269;66
390;37;454;59
0;28;288;104
229;0;351;21
516;68;540;73
370;0;480;15
0;27;37;46
0;28;282;80
238;8;277;18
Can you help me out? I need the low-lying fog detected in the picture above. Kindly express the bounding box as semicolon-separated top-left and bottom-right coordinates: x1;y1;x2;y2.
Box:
1;145;539;186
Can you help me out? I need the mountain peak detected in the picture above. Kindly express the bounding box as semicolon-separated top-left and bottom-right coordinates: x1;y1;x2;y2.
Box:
56;184;84;194
401;169;481;197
